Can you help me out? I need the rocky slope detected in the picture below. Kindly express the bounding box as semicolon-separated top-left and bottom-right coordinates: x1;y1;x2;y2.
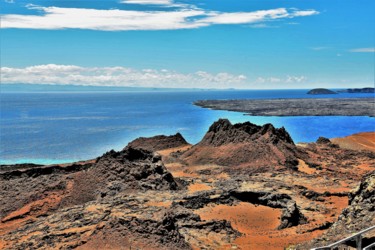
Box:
1;119;374;250
331;132;375;152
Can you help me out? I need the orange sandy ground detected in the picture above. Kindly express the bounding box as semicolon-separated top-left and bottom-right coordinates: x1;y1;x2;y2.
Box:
331;132;375;152
195;202;326;250
187;183;212;194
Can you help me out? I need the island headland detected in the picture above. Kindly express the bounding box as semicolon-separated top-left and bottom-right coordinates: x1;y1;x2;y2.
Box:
0;119;374;249
307;88;337;95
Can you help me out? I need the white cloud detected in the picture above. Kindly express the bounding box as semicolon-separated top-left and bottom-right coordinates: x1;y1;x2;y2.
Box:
286;75;306;83
291;10;319;17
249;23;279;28
122;0;174;5
1;64;248;89
121;0;188;8
1;5;319;31
198;9;289;25
1;7;207;30
256;75;307;84
349;48;375;53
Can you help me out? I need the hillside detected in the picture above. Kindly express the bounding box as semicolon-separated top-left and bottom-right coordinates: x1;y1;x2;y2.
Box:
1;120;374;249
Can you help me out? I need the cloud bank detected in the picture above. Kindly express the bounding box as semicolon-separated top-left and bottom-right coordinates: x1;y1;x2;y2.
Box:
1;64;248;89
349;48;375;53
1;5;319;31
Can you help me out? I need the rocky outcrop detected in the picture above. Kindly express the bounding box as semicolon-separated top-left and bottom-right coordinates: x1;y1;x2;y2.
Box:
93;147;178;194
126;133;189;152
306;171;375;249
335;171;375;232
181;119;301;169
316;136;332;145
307;88;337;94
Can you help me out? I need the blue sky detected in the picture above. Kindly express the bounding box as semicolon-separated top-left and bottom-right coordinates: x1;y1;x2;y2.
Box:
1;0;374;89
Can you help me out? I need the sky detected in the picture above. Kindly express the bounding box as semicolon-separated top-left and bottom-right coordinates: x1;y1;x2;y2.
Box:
1;0;374;89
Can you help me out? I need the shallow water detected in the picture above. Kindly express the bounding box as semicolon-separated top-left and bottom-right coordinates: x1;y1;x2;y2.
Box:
1;90;374;164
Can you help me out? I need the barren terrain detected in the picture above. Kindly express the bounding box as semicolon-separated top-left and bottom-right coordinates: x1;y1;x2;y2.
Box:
0;120;374;249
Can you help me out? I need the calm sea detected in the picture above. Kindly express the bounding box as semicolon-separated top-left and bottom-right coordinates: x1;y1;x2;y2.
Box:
1;89;374;164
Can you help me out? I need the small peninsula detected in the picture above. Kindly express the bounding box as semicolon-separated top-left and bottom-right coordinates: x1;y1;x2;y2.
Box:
194;98;375;117
307;88;337;95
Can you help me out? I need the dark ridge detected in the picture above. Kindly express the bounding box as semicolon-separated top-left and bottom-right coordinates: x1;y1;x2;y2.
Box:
0;163;44;172
0;163;93;180
126;133;189;152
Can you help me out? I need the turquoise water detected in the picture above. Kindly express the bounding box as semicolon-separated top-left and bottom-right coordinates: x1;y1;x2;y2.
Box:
1;90;374;164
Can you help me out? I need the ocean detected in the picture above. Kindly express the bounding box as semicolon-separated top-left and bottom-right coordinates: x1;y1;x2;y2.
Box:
0;89;374;165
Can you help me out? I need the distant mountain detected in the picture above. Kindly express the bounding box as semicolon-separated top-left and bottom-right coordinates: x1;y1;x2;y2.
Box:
307;88;337;94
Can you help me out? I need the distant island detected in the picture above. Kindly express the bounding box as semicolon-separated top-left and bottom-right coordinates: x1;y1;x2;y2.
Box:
339;87;375;93
306;87;375;95
195;98;375;117
307;88;337;95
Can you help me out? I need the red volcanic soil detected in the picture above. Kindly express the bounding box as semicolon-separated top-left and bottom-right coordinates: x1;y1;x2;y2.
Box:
331;132;375;152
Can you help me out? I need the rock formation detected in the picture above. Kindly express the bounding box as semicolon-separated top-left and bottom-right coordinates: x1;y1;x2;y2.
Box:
181;119;301;169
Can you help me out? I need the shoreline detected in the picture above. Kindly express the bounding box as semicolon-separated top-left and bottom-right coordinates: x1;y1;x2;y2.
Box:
194;98;375;117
